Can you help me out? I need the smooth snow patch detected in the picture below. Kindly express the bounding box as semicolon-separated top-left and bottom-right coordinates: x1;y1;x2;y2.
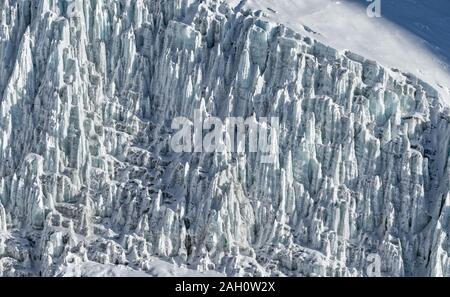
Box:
229;0;450;103
61;258;224;277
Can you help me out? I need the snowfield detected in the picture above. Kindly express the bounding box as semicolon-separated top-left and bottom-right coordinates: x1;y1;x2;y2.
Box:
230;0;450;103
60;258;223;277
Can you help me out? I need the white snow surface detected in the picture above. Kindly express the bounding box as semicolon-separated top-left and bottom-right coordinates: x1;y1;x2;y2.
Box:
229;0;450;102
61;258;223;277
1;0;450;277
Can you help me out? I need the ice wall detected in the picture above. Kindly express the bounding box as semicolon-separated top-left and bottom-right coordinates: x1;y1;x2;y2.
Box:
0;0;449;276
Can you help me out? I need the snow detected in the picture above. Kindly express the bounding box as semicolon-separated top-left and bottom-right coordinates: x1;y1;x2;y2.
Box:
229;0;450;103
1;0;449;277
60;258;223;277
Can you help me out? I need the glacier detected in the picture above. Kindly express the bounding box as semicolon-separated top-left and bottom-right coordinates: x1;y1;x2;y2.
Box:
0;0;449;277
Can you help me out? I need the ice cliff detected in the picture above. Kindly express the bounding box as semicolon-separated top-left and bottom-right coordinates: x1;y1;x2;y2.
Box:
0;0;449;276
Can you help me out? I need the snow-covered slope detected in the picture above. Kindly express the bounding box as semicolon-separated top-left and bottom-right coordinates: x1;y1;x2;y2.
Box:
60;257;223;277
0;0;449;277
230;0;450;102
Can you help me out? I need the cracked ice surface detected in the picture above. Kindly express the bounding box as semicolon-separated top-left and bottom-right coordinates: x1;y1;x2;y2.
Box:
0;0;449;276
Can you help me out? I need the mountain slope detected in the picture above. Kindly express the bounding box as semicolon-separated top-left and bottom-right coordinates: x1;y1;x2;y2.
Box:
230;0;450;102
